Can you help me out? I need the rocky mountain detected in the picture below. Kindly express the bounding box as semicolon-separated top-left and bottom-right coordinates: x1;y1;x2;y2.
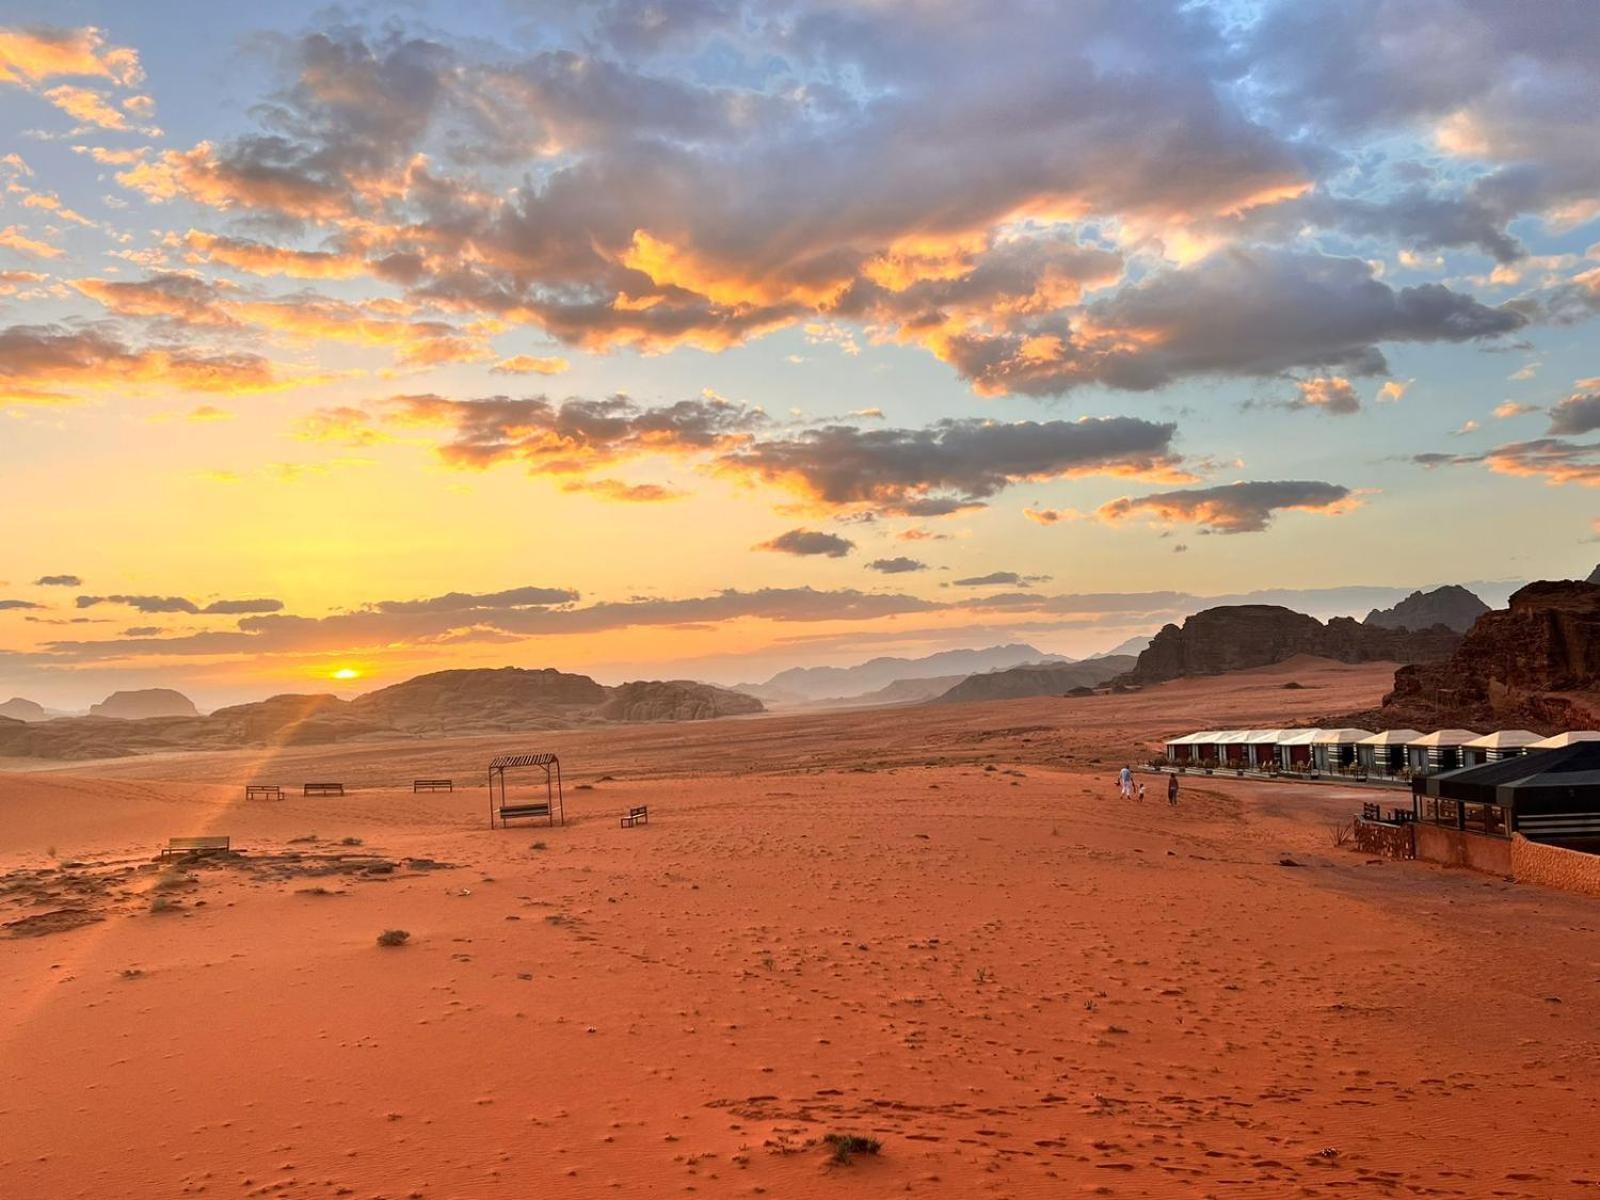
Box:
740;644;1069;704
1120;605;1460;686
807;674;970;709
596;680;763;723
1333;580;1600;733
1088;634;1153;659
0;666;767;761
0;697;48;722
88;688;199;719
1588;564;1600;584
1364;585;1489;633
349;667;608;735
936;656;1137;703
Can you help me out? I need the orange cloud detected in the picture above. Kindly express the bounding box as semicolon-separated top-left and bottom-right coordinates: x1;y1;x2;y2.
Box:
41;83;128;129
560;478;686;502
0;26;143;88
0;225;61;258
185;230;366;279
491;354;570;376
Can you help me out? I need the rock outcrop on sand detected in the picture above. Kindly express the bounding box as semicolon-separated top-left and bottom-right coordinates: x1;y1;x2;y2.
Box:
595;680;764;723
348;667;608;735
1120;605;1460;686
0;666;767;760
935;656;1137;703
0;698;48;722
1363;585;1490;633
88;688;199;719
1332;580;1600;733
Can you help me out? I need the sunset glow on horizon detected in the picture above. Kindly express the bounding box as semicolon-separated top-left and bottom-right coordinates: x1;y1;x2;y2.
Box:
2;2;1598;709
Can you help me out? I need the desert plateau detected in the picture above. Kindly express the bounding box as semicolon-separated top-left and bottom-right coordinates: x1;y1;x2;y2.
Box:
6;660;1600;1199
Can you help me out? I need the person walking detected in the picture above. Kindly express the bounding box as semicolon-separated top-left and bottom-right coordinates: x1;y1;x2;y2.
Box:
1167;773;1179;806
1138;782;1146;802
1118;764;1132;799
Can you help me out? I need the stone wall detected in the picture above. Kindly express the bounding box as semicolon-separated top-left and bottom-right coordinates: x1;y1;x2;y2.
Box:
1355;818;1415;859
1510;835;1600;899
1414;822;1512;875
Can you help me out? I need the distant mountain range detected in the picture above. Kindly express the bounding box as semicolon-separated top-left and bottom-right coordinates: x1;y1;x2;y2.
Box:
935;656;1137;703
0;668;762;761
1364;585;1489;633
737;643;1070;704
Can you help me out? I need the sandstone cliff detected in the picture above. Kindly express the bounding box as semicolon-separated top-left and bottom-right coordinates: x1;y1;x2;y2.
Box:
1341;580;1600;733
1364;585;1489;633
595;680;764;723
1121;605;1459;686
0;697;48;722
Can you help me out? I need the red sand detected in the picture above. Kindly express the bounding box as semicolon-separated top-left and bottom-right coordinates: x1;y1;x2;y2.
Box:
3;659;1597;1198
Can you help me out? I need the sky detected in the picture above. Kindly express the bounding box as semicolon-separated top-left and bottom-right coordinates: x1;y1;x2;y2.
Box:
0;0;1597;709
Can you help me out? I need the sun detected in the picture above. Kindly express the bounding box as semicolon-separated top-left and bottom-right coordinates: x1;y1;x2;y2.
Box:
331;667;361;681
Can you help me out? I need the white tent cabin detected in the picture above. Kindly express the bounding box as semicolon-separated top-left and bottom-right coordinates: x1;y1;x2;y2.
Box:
1461;729;1543;767
1527;731;1600;750
1244;729;1287;770
1405;729;1482;774
1164;731;1221;765
1358;729;1424;778
1213;729;1253;769
1313;728;1375;774
1276;728;1323;771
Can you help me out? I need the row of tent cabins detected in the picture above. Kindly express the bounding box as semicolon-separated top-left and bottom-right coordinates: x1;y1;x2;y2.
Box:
1163;727;1600;779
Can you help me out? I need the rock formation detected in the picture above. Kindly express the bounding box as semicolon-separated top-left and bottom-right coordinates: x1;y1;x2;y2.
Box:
349;667;608;734
935;656;1137;703
87;688;199;719
1339;580;1600;732
0;697;48;722
1120;605;1459;686
1364;585;1489;633
739;643;1069;704
595;680;764;723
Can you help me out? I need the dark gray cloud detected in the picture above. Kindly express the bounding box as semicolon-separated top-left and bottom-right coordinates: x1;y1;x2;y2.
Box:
1416;437;1600;486
720;415;1185;515
1097;480;1357;534
0;599;44;611
33;575;82;587
953;572;1025;587
755;529;856;558
1547;391;1600;437
372;586;579;614
866;557;927;574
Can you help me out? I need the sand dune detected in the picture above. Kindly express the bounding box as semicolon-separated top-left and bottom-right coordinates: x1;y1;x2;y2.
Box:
4;658;1595;1198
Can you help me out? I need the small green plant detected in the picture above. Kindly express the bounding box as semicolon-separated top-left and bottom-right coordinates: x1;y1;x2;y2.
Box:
152;869;190;892
376;928;411;947
149;895;179;915
823;1133;881;1165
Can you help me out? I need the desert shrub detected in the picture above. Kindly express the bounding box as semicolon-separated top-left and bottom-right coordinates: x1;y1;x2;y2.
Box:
340;836;363;847
149;896;179;915
823;1134;881;1165
376;928;411;947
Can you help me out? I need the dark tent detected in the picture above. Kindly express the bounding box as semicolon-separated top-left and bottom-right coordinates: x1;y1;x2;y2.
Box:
1415;743;1600;845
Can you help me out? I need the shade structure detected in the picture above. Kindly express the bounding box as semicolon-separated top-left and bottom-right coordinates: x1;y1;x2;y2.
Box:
1463;730;1542;752
1213;729;1252;766
1276;727;1322;768
1165;730;1221;763
1528;731;1600;749
1417;743;1600;843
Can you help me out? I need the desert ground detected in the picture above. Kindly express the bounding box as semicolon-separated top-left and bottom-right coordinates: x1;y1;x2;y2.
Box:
3;657;1598;1199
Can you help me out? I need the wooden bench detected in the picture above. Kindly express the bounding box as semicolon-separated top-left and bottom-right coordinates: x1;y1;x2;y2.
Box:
161;835;230;859
245;784;283;801
413;778;453;793
620;805;649;828
303;782;345;796
497;802;552;827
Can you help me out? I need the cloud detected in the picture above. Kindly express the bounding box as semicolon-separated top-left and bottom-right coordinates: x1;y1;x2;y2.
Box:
1547;390;1600;436
866;556;926;574
74;594;285;615
755;528;855;558
953;571;1028;587
559;478;685;502
0;225;61;258
0;599;44;611
1023;507;1083;525
389;392;763;473
1286;376;1361;416
0;26;143;88
0;323;291;406
183;231;365;279
1097;480;1360;534
41;83;130;130
491;354;570;376
1494;401;1539;419
719;415;1186;516
33;574;81;586
370;585;577;614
